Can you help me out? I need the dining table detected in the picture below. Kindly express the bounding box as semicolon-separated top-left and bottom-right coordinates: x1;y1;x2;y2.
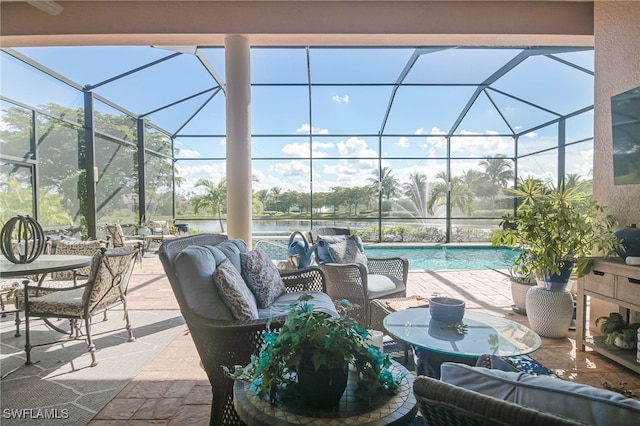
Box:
0;254;93;284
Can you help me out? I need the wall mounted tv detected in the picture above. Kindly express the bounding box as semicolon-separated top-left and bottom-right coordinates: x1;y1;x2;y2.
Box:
612;85;640;185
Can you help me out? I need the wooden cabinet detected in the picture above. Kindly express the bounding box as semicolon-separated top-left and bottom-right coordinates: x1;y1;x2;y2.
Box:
577;258;640;373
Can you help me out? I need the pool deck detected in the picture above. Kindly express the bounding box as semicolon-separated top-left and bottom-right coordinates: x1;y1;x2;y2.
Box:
87;253;640;424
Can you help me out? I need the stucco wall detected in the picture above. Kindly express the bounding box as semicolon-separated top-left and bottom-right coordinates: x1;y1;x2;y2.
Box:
594;1;640;227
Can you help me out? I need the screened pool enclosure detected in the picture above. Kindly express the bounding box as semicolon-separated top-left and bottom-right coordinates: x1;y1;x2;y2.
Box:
0;46;595;242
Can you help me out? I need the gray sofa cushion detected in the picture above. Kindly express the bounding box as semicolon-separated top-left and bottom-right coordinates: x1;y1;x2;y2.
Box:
257;291;339;319
174;246;234;321
205;238;249;272
440;362;640;425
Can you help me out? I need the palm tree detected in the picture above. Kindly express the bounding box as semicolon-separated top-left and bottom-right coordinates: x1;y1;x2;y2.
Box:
479;155;514;211
193;178;227;232
402;171;429;219
427;171;476;216
368;167;400;200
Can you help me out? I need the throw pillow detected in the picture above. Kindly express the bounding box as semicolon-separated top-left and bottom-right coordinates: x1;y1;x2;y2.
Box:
213;259;259;320
327;235;368;269
315;235;348;264
240;249;286;308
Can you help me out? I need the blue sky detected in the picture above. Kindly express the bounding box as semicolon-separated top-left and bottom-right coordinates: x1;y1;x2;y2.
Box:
1;46;595;196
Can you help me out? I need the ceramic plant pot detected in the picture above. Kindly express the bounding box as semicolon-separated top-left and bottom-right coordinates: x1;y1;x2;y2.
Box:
614;225;640;259
614;335;635;350
297;362;348;409
511;279;535;314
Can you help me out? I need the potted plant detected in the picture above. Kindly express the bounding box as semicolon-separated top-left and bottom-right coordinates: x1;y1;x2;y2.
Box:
596;312;640;349
224;294;403;409
492;176;620;290
490;265;536;314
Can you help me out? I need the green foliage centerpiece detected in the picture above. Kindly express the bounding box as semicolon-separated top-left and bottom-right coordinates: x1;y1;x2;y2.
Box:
224;295;403;408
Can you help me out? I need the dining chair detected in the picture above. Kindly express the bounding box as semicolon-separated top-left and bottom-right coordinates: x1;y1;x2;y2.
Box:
22;247;138;366
105;224;144;263
308;227;408;328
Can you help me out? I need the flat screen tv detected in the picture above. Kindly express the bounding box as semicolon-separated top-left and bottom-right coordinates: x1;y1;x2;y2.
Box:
612;85;640;185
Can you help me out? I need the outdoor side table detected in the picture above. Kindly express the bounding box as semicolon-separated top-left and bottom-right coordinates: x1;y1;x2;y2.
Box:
233;360;417;426
370;295;430;363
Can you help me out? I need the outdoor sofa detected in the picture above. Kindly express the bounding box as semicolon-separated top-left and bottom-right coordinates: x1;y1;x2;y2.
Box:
158;234;337;426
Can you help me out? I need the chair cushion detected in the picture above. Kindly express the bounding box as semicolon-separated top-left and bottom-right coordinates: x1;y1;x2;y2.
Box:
213;259;259;320
240;249;285;308
174;246;234;321
366;274;398;293
440;362;640;425
27;287;85;316
52;240;106;280
327;235;368;270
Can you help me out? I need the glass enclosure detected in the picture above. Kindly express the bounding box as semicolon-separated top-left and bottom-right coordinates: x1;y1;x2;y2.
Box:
0;46;595;242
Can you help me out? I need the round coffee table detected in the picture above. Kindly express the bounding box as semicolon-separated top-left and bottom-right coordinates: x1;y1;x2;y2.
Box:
233;360;417;425
384;308;542;378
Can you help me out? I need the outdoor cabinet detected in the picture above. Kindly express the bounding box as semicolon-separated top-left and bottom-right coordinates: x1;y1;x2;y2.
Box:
577;258;640;373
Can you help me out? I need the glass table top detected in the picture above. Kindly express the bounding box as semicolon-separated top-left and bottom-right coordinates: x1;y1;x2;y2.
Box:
383;308;541;358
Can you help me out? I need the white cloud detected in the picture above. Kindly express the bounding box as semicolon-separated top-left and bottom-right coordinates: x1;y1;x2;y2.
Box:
176;148;201;158
281;142;309;158
252;161;311;192
336;136;377;158
332;94;349;103
450;130;512;154
524;131;538;139
396;137;410;148
175;162;226;196
296;123;329;134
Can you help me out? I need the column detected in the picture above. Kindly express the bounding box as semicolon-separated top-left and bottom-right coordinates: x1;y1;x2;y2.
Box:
225;35;252;245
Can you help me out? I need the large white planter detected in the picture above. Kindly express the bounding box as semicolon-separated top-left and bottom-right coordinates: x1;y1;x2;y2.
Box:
525;286;573;338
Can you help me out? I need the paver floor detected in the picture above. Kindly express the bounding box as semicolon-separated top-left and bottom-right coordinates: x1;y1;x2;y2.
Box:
89;253;640;425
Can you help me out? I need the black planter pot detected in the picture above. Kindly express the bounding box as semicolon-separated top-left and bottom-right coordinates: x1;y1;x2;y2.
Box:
543;260;574;284
297;362;348;409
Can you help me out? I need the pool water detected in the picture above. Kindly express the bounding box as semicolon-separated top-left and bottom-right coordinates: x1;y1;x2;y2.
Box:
363;246;520;271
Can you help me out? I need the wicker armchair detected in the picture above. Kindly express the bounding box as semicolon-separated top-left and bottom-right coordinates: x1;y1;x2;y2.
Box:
413;375;581;426
158;234;333;426
308;227;408;327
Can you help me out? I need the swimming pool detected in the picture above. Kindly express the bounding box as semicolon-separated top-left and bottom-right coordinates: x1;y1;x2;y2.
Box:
363;245;520;271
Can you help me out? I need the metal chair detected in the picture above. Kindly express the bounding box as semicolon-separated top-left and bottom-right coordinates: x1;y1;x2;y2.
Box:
106;224;144;263
22;247;138;366
308;227;408;327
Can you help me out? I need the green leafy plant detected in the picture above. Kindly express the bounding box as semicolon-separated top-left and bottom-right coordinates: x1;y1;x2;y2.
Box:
596;312;640;347
223;295;403;403
491;177;620;279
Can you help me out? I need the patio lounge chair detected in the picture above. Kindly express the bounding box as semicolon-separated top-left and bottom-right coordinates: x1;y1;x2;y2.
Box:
308;227;408;327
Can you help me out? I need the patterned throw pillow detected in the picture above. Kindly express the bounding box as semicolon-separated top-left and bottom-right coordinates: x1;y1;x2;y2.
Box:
213;259;259;320
240;249;286;308
315;235;350;263
326;235;369;271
